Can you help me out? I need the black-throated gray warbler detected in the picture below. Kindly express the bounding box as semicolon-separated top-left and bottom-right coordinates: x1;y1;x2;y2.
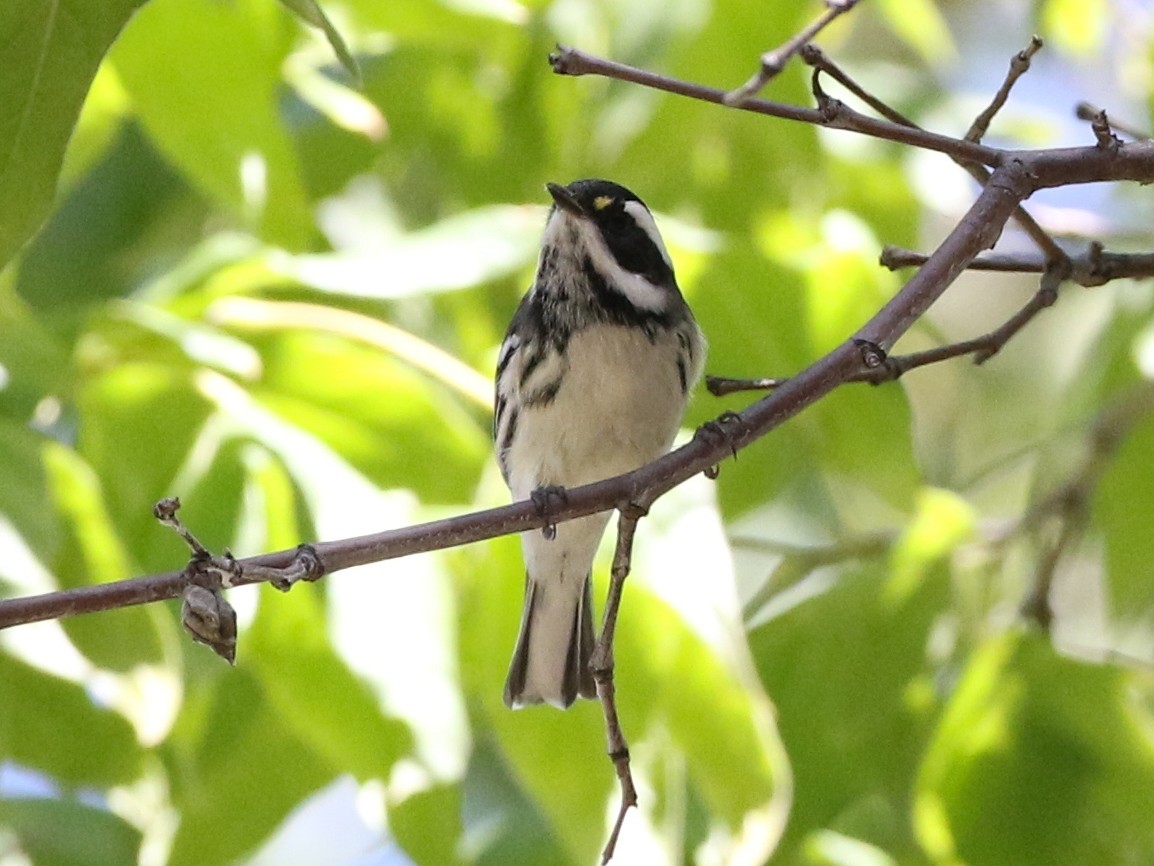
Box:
495;179;705;708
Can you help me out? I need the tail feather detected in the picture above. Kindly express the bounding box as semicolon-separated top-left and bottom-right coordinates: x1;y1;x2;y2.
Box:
504;573;596;709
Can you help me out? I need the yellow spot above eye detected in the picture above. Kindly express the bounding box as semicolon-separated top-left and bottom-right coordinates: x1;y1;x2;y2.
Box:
592;195;614;210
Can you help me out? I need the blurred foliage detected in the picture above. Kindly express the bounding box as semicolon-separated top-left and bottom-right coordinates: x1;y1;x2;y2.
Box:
2;0;1154;864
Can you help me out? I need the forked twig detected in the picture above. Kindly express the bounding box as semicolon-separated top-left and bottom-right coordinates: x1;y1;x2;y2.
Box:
153;498;325;662
725;0;863;105
1016;384;1154;628
801;40;1068;265
965;35;1044;142
709;260;1066;395
548;45;1003;167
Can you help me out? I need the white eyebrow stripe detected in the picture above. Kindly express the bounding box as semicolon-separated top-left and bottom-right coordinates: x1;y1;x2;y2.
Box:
623;199;672;268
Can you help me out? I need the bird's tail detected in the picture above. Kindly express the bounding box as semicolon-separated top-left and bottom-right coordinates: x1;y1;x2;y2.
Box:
503;572;597;709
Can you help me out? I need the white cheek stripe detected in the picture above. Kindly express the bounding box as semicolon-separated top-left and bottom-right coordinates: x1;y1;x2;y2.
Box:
577;220;670;313
623;200;672;268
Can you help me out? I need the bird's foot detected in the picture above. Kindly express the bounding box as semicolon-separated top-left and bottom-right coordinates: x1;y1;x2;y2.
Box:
695;411;746;477
531;484;568;540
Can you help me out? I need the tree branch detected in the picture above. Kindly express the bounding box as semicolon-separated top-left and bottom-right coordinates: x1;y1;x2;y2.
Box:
548;46;1004;167
0;165;1029;632
5;48;1154;635
800;41;1069;265
708;217;1065;396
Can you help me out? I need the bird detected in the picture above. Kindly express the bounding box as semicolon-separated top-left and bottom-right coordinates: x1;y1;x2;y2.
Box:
494;179;705;708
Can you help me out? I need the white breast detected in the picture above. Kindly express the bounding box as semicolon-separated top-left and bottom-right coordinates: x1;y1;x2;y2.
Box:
505;325;690;501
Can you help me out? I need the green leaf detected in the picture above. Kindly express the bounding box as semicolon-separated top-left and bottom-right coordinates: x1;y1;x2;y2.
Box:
876;0;956;63
279;205;543;299
111;0;313;247
42;442;166;669
15;125;205;313
247;581;413;781
0;0;143;268
390;783;466;866
617;586;780;830
0;652;142;786
1042;0;1109;56
0;797;142;866
1094;409;1154;614
462;518;782;863
0;421;58;558
460;536;611;865
344;0;517;47
0;282;70;417
916;632;1154;865
693;248;813;517
165;669;335;866
276;0;361;81
251;329;489;503
749;534;952;854
76;362;213;548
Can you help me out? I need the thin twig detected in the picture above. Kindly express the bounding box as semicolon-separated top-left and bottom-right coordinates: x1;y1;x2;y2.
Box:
550;46;1154;191
965;35;1044;142
1089;109;1123;153
153;497;211;559
710;259;1064;393
725;0;863;105
881;244;1154;286
801;41;1068;265
705;376;787;397
549;46;1004;168
842;261;1061;377
882;247;1049;273
1016;383;1154;628
1076;101;1151;140
739;530;897;622
592;509;644;864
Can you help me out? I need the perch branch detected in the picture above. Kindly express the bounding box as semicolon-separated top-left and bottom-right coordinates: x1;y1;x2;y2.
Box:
0;161;1039;633
5;57;1154;633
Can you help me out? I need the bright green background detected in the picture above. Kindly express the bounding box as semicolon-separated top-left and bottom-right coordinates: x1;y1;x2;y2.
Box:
3;0;1154;864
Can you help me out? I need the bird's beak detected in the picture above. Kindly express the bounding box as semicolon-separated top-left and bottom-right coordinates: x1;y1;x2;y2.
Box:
546;182;585;216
